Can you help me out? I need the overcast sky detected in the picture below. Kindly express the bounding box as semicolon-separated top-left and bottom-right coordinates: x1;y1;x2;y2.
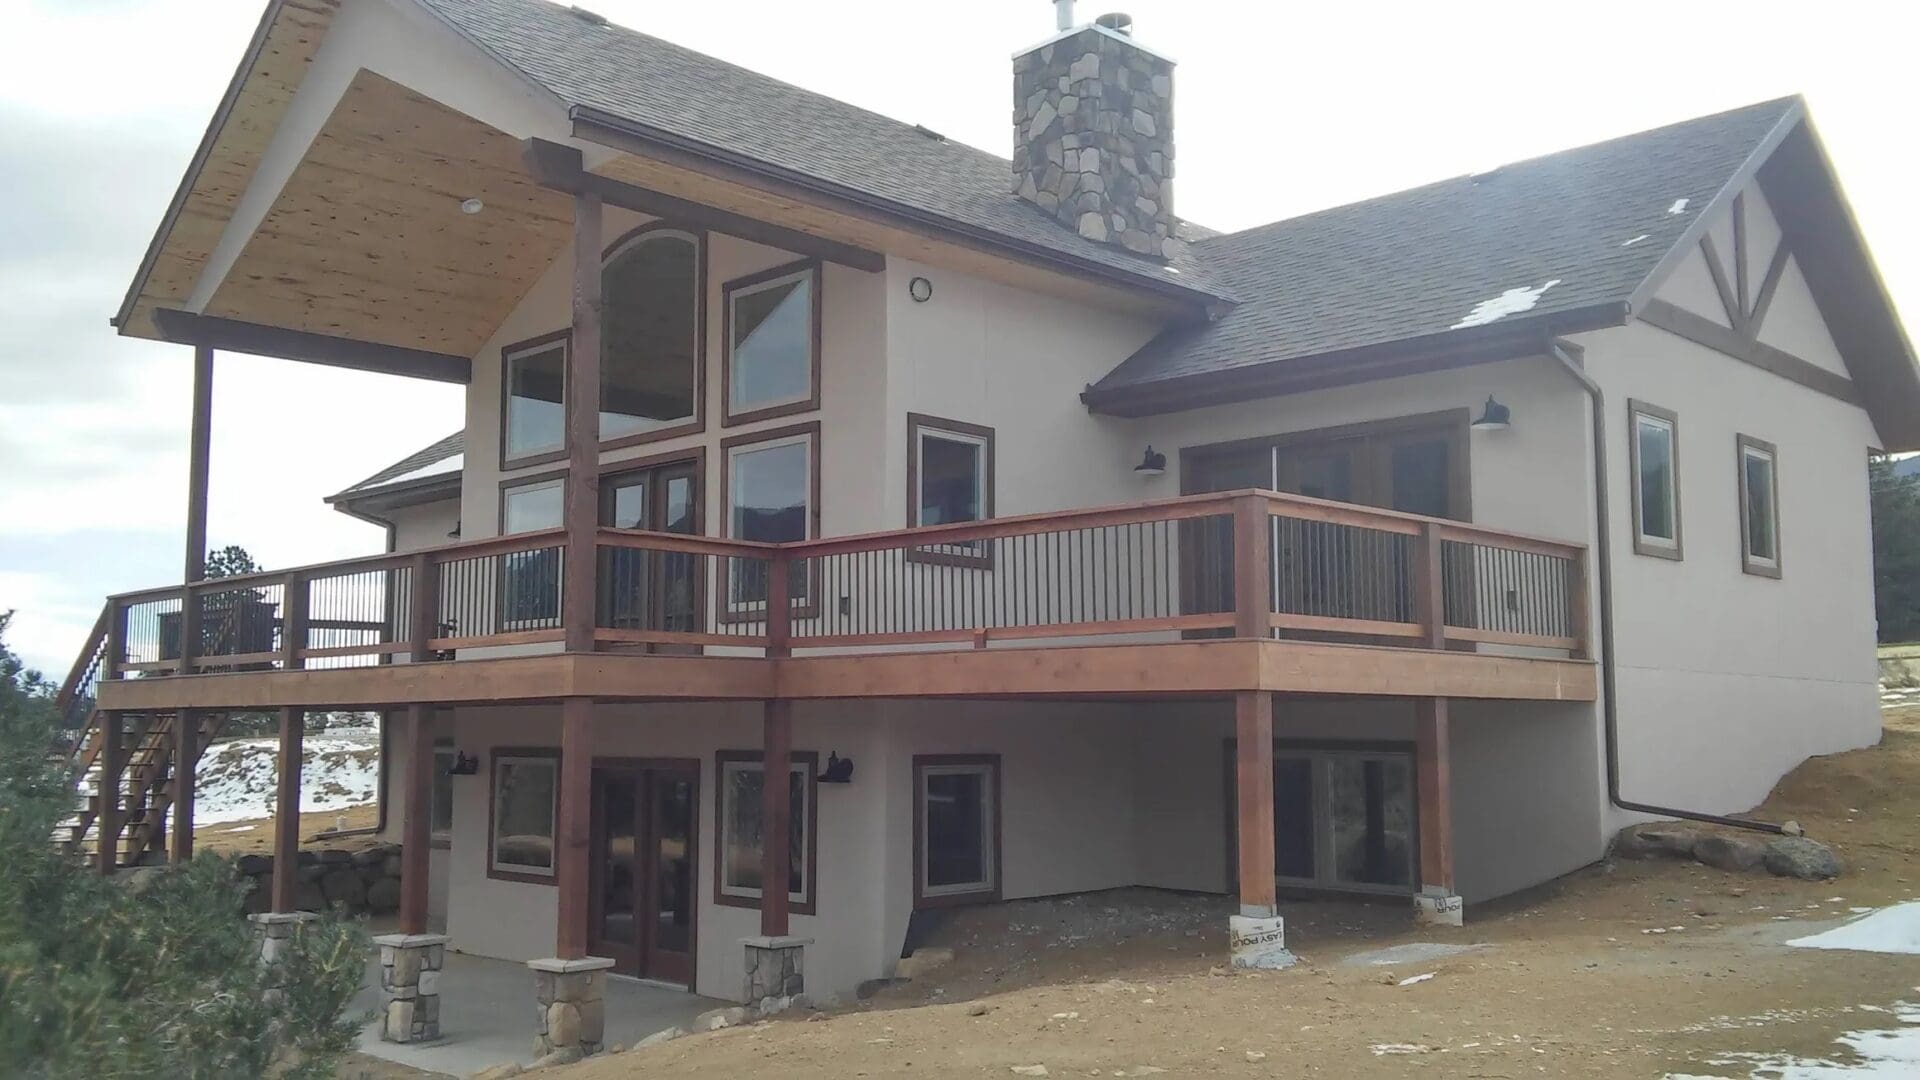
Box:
1;0;1914;676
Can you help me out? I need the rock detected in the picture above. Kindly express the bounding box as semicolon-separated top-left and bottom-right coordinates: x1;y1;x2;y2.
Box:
353;844;397;868
237;853;272;876
469;1064;523;1080
1011;1068;1050;1077
120;866;166;895
365;876;401;915
316;848;352;866
1245;1051;1267;1062
1614;822;1698;859
967;1002;991;1017
633;1026;684;1050
384;855;404;878
293;881;326;912
296;850;319;867
894;947;955;980
529;1047;581;1070
855;978;901;1001
1763;836;1842;880
1693;834;1767;873
320;868;366;908
692;1006;748;1032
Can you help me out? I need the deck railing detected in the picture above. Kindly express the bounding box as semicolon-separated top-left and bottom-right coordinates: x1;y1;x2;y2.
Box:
96;490;1588;679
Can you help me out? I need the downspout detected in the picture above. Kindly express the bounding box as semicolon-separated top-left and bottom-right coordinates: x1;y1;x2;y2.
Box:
1548;339;1790;836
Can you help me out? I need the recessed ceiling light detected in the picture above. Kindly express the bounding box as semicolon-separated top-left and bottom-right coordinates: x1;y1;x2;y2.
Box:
460;198;485;215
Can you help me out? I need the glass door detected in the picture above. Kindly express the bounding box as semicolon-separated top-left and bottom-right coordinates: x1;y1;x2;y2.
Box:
600;461;702;644
589;762;699;985
1259;747;1417;895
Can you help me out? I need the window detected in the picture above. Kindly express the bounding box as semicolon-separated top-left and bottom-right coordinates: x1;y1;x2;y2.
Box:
913;755;1000;906
431;741;455;846
723;260;819;425
1628;400;1683;560
502;333;568;466
1737;434;1781;578
602;227;702;444
490;750;558;882
714;751;817;914
499;475;565;629
908;414;995;567
721;424;817;611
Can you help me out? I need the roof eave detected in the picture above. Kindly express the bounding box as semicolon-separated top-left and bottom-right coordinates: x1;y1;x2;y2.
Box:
323;474;463;510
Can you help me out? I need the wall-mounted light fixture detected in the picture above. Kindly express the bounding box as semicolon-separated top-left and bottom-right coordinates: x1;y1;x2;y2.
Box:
1470;395;1512;432
1133;445;1167;477
908;276;933;303
447;519;462;539
818;751;854;784
446;750;480;776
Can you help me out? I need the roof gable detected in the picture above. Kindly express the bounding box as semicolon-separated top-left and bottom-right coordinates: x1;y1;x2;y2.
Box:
327;431;463;506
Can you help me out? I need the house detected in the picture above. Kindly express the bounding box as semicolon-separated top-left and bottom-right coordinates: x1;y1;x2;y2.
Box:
56;0;1916;1055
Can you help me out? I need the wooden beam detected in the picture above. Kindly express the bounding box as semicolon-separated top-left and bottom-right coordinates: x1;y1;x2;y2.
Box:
150;309;470;384
554;698;593;959
1639;298;1859;406
1697;234;1745;334
97;711;124;874
1749;242;1791;336
398;704;434;935
1411;522;1446;649
562;192;604;655
271;707;303;912
1233;691;1275;917
184;346;212;583
1415;697;1454;894
1232;495;1271;639
170;710;197;864
525;138;887;274
759;698;793;936
409;552;437;664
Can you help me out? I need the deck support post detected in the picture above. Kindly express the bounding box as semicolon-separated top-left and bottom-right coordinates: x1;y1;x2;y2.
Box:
530;696;612;1058
562;191;604;655
1228;690;1293;969
1413;697;1463;926
269;707;303;913
184;346;212;584
375;703;448;1044
96;710;124;874
170;710;197;864
758;698;793;938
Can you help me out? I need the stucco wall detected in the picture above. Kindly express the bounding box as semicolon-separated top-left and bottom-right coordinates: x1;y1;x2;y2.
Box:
385;497;461;555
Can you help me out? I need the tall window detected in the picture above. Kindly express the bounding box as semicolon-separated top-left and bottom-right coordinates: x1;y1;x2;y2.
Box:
1628;400;1682;560
722;425;816;610
502;333;567;466
714;751;816;913
1248;745;1416;894
500;476;564;629
914;756;999;907
490;750;558;882
602;228;701;443
908;414;994;567
1737;434;1781;578
724;260;819;425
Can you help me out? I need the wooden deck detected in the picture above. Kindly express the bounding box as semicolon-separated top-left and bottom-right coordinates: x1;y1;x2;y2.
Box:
84;488;1594;710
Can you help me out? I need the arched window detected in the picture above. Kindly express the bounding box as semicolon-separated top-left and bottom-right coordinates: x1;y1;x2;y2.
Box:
601;227;701;440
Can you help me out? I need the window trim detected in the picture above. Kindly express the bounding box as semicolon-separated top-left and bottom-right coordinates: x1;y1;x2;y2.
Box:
1627;399;1684;560
598;223;708;452
906;413;996;569
711;749;819;916
1736;433;1782;579
720;258;822;428
718;422;821;621
431;739;455;849
911;753;1003;909
487;747;560;885
499;329;573;471
497;470;568;631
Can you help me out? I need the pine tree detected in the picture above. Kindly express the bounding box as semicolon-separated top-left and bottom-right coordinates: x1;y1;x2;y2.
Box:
1870;457;1920;644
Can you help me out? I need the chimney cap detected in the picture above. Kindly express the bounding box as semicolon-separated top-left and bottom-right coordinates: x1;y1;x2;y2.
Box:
1095;11;1133;34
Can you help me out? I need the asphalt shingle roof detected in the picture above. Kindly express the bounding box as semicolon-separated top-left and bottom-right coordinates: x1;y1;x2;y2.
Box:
417;0;1224;295
1088;97;1800;400
328;432;464;503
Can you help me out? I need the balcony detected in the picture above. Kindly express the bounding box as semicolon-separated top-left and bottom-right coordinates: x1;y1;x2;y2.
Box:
87;490;1595;710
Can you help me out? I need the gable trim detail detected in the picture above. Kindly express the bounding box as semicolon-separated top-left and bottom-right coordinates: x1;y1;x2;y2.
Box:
1638;298;1858;407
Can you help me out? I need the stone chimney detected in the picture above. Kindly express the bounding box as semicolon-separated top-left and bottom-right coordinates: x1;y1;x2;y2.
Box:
1012;13;1177;258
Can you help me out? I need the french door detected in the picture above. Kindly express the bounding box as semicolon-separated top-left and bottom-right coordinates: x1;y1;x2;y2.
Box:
588;761;699;985
599;459;702;643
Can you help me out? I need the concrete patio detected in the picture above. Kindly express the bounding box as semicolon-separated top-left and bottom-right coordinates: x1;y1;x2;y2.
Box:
352;950;720;1077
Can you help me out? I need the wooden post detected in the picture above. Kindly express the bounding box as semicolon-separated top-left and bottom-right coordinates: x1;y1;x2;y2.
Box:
97;711;124;874
270;708;303;912
170;711;197;864
178;582;200;675
281;572;308;670
562;191;604;654
1232;494;1272;639
184;345;213;585
1412;521;1446;649
1414;697;1454;894
554;698;593;958
1568;549;1593;660
409;552;437;662
398;704;435;935
1233;691;1275;917
759;698;793;937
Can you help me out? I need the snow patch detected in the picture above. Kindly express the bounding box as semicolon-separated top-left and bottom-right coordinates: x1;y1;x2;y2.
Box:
1623;234;1650;247
380;452;462;488
193;726;379;826
1788;903;1920;956
1665;1002;1920;1078
1668;198;1690;215
1370;1044;1434;1056
1450;279;1561;330
1397;972;1435;986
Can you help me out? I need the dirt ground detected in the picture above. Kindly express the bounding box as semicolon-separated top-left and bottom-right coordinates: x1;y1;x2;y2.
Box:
536;706;1920;1080
194;801;383;856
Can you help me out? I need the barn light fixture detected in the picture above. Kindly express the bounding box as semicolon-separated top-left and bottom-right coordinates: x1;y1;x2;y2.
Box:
1134;445;1167;477
1471;395;1512;432
459;198;485;215
446;751;480;776
818;751;854;784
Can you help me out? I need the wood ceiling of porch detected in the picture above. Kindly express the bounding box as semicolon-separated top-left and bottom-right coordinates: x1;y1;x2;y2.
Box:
203;70;573;358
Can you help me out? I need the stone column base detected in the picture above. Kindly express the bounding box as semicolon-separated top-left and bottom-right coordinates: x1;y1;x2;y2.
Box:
374;933;447;1043
1414;890;1464;927
529;956;615;1059
249;911;318;1004
742;935;811;1009
1228;913;1295;970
